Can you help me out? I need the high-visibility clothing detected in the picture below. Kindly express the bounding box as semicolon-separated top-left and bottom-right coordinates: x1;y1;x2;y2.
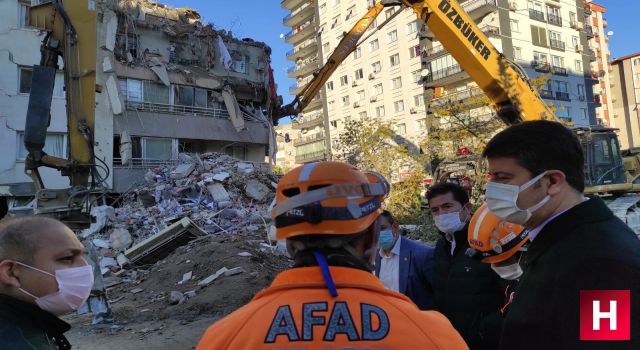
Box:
197;266;468;349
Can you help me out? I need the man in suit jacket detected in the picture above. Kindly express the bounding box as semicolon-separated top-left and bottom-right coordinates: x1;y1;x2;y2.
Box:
374;210;435;310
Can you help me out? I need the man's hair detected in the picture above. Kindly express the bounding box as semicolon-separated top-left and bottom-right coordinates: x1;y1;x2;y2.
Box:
482;121;584;192
426;182;470;206
380;210;396;225
0;216;65;263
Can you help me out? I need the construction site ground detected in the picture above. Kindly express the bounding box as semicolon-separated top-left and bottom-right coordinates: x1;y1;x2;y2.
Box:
66;233;290;349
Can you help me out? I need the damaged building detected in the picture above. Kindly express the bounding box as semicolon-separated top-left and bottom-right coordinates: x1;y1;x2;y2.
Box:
0;0;279;207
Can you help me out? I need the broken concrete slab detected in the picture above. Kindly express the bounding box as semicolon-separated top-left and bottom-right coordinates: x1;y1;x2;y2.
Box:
150;64;171;87
104;276;123;288
110;228;133;252
236;163;254;174
93;239;111;249
177;271;192;285
223;267;245;277
237;252;252;257
106;75;123;115
104;15;117;51
198;267;229;286
212;172;230;182
81;205;116;238
102;57;114;73
116;253;130;268
99;257;118;275
245;179;270;202
171;163;196;179
206;183;230;202
130;288;144;294
125;217;206;265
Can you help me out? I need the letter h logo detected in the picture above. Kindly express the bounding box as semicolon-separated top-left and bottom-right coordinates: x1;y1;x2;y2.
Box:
580;290;630;341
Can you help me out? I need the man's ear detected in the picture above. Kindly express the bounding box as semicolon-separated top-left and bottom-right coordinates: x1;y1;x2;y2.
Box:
0;260;22;289
546;170;567;196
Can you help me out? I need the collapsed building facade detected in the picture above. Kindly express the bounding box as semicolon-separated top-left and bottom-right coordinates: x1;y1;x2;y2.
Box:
99;0;278;193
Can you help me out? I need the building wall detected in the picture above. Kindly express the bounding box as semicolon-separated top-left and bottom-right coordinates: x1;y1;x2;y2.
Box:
610;54;640;150
585;1;614;127
275;123;298;171
0;0;69;192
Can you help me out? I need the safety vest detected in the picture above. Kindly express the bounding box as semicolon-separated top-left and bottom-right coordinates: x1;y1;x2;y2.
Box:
196;266;468;349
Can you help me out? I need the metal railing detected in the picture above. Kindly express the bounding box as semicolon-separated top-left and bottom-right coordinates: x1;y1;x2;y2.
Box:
113;158;180;169
548;13;562;26
423;44;445;58
461;0;497;13
124;101;258;122
549;39;565;51
295;150;326;163
294;132;325;146
529;9;545;22
294;114;324;128
479;24;500;36
425;64;463;83
539;89;554;99
532;60;551;72
431;87;484;106
552;66;568;76
585;25;595;37
555;92;570;101
283;3;312;22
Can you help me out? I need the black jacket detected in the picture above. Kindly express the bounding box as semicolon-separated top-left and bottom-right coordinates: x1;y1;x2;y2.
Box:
0;294;72;349
499;197;640;350
432;224;506;350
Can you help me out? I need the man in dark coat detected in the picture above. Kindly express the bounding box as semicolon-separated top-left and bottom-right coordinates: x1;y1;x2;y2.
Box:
0;216;93;349
483;120;640;349
427;182;506;350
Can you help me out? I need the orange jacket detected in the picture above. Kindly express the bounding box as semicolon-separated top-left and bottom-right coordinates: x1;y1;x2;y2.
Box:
197;266;468;349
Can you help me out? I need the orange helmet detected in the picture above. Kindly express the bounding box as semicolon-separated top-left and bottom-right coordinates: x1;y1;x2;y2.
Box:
467;203;529;263
271;161;390;240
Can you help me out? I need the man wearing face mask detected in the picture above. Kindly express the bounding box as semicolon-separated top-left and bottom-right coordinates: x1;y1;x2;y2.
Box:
374;210;435;310
0;216;94;349
483;120;640;349
426;183;506;350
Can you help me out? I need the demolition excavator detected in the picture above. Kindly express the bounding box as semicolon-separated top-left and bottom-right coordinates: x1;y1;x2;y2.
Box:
277;0;640;228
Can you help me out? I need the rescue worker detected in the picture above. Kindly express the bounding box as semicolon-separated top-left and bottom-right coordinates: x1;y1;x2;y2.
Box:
483;120;640;349
426;182;505;350
197;162;468;349
0;216;94;349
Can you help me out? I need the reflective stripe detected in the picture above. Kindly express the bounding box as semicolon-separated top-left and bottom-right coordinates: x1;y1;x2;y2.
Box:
472;205;491;240
298;163;317;182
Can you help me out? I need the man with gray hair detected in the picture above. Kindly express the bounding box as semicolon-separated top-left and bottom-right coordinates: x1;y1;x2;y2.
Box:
0;216;94;349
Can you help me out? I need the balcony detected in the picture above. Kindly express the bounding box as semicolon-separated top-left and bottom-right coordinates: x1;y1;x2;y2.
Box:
422;44;445;59
539;89;554;99
124;101;257;121
286;39;318;60
430;87;485;108
293;113;324;129
113;158;179;169
585;25;596;38
549;39;565;51
421;0;497;36
529;9;546;22
425;64;467;87
285;20;316;45
552;66;568;76
548;13;562;26
281;0;305;10
288;58;320;78
532;60;551;72
479;24;500;37
305;92;324;111
294;132;325;146
555;92;571;101
295;150;327;163
283;3;314;27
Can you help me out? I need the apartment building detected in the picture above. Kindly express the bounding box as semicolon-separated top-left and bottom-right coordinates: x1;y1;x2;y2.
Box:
275;123;298;171
584;0;613;127
1;0;277;203
421;0;597;127
609;53;640;150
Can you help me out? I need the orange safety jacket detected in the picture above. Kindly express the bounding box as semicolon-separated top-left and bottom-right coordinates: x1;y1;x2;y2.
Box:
197;266;468;349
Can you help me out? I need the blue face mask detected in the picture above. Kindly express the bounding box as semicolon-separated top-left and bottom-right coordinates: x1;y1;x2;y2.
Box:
377;230;396;249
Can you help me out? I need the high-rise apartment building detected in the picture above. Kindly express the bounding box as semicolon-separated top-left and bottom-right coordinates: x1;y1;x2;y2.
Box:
609;53;640;150
584;0;613;127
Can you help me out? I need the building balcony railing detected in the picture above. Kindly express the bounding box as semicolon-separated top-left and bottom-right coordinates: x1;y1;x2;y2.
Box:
532;60;551;72
552;66;568;76
460;0;497;15
529;9;545;22
585;25;596;38
555;92;571;101
295;150;327;163
124;101;258;122
539;89;554;99
421;0;496;36
281;0;305;10
294;132;325;146
293;114;324;129
479;24;500;37
549;39;565;51
286;39;318;60
113;158;180;169
285;20;316;44
422;44;445;58
431;87;484;108
548;13;562;26
425;64;463;83
283;3;314;27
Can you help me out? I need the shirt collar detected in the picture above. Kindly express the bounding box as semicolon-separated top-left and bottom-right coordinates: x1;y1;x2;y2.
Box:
529;197;589;241
379;236;401;258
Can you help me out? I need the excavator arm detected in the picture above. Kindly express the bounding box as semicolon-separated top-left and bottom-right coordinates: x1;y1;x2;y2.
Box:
279;0;557;125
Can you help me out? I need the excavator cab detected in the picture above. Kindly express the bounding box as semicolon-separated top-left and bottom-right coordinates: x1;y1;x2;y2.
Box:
576;128;627;188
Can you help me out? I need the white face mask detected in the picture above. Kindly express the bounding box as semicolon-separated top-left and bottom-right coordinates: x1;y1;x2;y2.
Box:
16;261;94;316
434;211;467;234
491;262;523;280
485;171;550;225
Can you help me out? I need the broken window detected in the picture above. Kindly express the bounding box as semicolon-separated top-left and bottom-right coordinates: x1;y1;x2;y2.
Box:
178;86;194;106
232;57;247;74
119;79;143;103
142;137;175;160
143;81;169;105
18;67;32;94
194;88;207;108
19;1;29;28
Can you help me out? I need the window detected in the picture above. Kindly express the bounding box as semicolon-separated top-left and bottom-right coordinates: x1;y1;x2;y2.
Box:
407;20;419;34
319;3;327;15
634;73;640;81
232;57;246;74
395;123;406;135
346;6;355;21
359;111;367;120
353;47;362;59
569;12;576;23
354;68;364;80
178;86;194;106
365;0;375;8
387;30;398;43
417;118;427;130
389;53;400;67
332;0;340;7
513;46;523;60
385;7;396;20
553;80;569;92
528;0;543;12
412;70;421;83
373;83;383;95
53;73;65;98
575;60;583;72
531;25;548;47
356;90;365;101
19;1;29;28
510;19;520;33
572;36;579;47
327;81;334;91
551;55;564;68
414;94;424;107
633;58;640;66
143;137;175;161
369;39;379;52
341;95;350;107
331;16;340;29
392;77;402;89
18;67;32;94
340;75;349;86
126;79;143;102
580;108;588;120
371;61;382;73
144;81;169;104
394;100;405;113
323;42;331;54
409;45;422;59
547;6;561;25
376;106;385;118
577;84;585;99
17;133;67;160
549;31;563;49
533;51;548;64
